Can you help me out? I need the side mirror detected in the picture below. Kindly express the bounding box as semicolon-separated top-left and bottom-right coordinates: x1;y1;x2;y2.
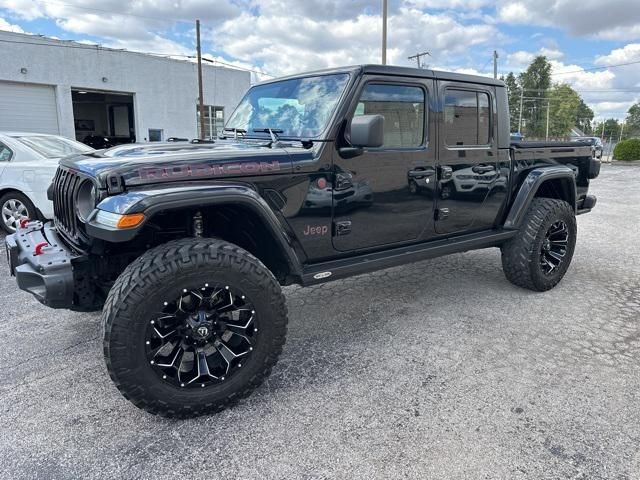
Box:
350;114;384;148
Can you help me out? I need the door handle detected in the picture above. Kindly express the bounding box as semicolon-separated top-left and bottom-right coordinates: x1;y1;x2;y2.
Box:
408;168;435;178
472;165;495;174
439;166;453;180
335;173;353;190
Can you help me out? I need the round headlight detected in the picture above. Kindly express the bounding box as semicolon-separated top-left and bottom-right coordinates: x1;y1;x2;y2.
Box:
76;180;97;222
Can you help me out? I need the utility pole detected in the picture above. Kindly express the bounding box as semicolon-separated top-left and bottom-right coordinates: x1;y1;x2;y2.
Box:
518;89;524;133
493;50;498;79
196;19;206;140
381;0;387;65
619;121;625;141
545;100;551;140
408;51;431;69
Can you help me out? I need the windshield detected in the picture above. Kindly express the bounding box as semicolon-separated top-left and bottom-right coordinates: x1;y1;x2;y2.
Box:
225;73;350;138
16;135;94;158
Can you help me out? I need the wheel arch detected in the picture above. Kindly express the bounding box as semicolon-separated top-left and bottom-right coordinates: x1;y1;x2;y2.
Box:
0;187;43;219
89;184;304;284
504;166;577;229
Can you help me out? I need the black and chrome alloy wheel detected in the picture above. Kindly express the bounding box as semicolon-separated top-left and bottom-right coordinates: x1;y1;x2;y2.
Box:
539;220;569;275
146;285;258;388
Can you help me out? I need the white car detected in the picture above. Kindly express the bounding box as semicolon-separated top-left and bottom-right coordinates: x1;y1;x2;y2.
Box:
0;132;94;233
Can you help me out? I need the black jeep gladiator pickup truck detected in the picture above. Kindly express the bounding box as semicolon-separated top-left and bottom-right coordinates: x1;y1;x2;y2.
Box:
6;65;600;417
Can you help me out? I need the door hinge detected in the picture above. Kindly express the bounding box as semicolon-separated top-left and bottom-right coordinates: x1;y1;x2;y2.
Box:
435;208;450;220
335;221;352;236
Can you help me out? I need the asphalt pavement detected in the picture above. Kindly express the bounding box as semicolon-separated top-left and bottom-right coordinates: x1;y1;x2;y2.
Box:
1;164;639;479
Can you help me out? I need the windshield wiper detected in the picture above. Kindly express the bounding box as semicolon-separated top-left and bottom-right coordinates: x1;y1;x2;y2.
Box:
253;128;284;147
221;127;247;139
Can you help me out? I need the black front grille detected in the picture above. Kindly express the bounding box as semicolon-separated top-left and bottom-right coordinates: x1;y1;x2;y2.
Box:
52;167;85;244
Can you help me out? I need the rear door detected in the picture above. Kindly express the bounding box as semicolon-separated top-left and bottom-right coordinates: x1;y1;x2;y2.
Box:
332;76;437;252
435;83;503;234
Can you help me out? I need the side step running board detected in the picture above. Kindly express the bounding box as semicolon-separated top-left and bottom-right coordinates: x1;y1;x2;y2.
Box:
301;230;517;286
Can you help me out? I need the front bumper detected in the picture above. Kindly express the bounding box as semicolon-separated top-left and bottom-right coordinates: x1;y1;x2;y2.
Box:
6;221;77;309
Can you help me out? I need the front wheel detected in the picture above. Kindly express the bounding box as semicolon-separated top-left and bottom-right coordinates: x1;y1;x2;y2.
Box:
501;198;577;291
102;238;288;418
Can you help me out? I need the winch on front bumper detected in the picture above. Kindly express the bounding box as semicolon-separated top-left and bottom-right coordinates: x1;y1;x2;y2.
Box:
5;221;84;310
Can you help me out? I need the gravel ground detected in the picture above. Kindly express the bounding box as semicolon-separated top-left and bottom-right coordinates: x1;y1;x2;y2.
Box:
1;165;639;480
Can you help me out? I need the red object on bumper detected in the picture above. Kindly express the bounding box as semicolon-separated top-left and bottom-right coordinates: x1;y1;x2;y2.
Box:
34;242;49;256
19;218;30;228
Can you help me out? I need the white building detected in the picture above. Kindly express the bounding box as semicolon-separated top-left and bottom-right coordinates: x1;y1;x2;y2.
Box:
0;31;251;144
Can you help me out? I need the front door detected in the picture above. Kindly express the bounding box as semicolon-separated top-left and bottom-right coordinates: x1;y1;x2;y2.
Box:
435;83;504;235
332;77;436;252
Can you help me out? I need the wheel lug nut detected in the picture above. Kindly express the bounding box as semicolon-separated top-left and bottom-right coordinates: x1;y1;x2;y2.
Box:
146;341;150;345
181;383;185;387
150;360;155;364
201;384;205;388
150;320;155;324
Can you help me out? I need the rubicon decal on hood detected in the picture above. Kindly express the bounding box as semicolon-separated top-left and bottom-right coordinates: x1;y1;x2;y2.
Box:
138;160;281;180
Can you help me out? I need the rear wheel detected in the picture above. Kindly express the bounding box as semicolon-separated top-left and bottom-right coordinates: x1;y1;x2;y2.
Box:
0;192;35;233
102;237;288;418
501;198;577;291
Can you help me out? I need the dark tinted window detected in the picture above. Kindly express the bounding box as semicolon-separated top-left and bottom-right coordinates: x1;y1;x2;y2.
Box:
354;84;425;148
0;143;12;161
444;89;491;146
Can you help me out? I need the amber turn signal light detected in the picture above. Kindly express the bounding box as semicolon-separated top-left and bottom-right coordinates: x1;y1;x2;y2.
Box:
116;213;145;229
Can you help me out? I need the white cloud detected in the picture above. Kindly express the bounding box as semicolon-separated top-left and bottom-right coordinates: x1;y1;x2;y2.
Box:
497;0;640;41
0;16;25;33
214;7;498;76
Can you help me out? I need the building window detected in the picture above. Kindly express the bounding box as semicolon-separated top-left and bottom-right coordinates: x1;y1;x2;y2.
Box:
196;105;224;139
444;89;491;146
353;84;425;148
148;129;163;142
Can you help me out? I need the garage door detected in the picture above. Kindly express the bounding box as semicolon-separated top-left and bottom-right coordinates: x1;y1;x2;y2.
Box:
0;81;59;134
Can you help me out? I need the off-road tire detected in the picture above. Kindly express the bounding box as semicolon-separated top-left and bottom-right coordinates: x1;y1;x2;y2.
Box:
102;237;288;418
0;191;36;233
501;198;577;292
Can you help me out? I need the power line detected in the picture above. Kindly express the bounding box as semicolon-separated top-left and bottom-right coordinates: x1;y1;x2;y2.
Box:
550;59;640;76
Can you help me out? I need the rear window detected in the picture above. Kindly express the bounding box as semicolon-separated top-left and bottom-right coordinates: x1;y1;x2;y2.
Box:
15;136;93;159
443;89;491;146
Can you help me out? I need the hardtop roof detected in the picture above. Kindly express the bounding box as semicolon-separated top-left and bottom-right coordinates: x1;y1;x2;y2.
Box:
254;64;505;87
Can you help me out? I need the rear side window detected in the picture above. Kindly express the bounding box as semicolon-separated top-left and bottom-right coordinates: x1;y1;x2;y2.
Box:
0;143;12;161
354;84;425;148
444;89;491;146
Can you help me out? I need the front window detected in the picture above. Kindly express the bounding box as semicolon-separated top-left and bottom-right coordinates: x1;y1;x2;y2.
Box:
353;83;425;148
15;135;93;158
226;73;350;138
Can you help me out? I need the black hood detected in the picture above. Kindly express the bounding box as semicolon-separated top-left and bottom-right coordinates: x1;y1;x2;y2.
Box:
60;141;293;188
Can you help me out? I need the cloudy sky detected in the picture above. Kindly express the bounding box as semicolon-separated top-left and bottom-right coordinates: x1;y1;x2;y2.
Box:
1;0;639;120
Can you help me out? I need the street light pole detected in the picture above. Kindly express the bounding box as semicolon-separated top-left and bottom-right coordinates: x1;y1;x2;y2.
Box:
493;50;498;79
518;89;524;133
382;0;387;65
196;19;206;140
546;100;551;140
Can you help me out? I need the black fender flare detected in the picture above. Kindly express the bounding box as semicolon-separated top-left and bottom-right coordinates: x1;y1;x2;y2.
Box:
86;183;304;277
503;166;577;229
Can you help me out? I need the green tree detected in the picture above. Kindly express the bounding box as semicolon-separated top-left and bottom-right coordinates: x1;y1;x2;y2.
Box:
518;55;552;137
576;99;594;135
594;118;621;139
503;72;521;132
625;103;640;137
547;84;581;137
